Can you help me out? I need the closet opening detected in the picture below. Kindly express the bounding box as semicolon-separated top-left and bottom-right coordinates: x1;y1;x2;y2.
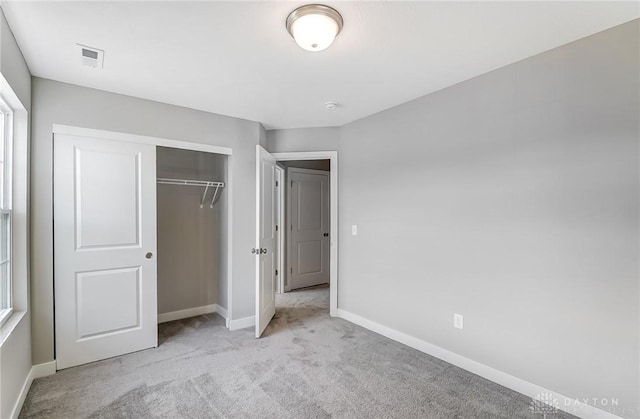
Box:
156;147;229;328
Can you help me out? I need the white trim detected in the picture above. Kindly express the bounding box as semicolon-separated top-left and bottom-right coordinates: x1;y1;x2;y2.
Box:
0;102;14;324
0;307;14;329
272;151;338;317
275;165;285;294
228;316;255;331
254;146;261;337
215;304;228;319
226;155;234;329
52;124;232;156
157;304;227;323
0;310;24;346
9;361;56;419
336;308;624;419
32;360;57;378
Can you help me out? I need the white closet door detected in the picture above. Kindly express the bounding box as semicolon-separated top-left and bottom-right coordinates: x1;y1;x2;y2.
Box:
255;145;277;338
54;133;157;369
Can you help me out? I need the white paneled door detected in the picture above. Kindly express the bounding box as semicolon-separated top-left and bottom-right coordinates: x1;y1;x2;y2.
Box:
289;168;329;290
255;146;277;338
54;133;157;369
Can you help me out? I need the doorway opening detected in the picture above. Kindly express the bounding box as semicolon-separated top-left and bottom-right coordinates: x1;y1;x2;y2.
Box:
272;152;338;318
156;147;229;326
255;148;337;338
275;159;331;327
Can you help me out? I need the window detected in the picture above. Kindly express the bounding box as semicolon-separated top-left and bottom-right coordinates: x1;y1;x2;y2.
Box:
0;97;12;327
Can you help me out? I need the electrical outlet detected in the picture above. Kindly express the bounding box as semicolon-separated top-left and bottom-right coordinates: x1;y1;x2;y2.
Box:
352;225;358;236
454;313;464;330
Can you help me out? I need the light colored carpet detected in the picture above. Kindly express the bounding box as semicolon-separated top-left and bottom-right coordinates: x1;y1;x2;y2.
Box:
20;286;574;418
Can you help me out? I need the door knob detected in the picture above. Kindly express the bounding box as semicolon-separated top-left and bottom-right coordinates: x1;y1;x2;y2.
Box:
146;252;153;259
323;233;329;237
261;248;268;254
251;248;258;254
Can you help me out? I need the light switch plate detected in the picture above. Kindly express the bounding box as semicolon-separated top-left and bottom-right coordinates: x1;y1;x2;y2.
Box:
351;225;358;236
454;313;464;330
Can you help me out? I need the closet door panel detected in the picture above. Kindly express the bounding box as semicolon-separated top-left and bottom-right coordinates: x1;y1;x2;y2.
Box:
75;147;140;249
54;132;157;370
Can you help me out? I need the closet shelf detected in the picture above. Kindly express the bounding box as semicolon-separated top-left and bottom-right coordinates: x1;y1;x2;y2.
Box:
157;178;225;208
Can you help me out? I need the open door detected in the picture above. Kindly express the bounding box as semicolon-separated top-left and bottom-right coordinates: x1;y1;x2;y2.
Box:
54;133;158;369
255;145;277;338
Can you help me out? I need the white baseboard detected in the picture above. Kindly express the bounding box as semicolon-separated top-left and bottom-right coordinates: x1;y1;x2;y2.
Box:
158;304;227;324
336;309;623;419
31;360;57;378
10;361;56;419
215;304;228;319
228;315;255;331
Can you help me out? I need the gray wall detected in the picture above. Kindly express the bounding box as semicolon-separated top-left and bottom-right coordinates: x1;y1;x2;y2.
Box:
281;159;330;172
156;147;227;314
259;123;267;149
266;127;340;153
268;20;639;418
31;77;260;364
0;6;32;418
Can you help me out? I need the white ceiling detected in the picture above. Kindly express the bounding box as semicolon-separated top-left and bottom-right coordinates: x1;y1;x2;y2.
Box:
2;1;638;129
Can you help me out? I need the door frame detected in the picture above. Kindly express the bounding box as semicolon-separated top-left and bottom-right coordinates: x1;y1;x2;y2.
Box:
275;165;285;294
272;151;338;317
51;125;236;333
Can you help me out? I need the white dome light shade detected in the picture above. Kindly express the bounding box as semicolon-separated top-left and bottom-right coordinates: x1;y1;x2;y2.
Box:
286;5;343;52
291;14;338;51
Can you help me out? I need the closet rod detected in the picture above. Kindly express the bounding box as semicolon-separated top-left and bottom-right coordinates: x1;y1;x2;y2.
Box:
157;178;225;208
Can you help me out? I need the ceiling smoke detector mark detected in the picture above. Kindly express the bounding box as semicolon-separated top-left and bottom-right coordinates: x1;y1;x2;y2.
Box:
325;101;338;110
76;44;104;69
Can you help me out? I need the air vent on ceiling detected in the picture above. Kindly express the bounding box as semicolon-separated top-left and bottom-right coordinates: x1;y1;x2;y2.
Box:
76;44;104;69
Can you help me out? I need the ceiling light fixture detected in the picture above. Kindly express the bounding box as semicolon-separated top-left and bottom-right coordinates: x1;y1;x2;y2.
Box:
286;4;343;52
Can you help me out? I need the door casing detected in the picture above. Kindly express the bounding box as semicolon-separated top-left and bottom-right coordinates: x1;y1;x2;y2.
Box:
275;165;285;294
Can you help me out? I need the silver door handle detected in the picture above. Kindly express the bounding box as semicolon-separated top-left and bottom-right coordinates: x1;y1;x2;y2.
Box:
146;252;153;259
251;248;258;254
261;248;267;254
